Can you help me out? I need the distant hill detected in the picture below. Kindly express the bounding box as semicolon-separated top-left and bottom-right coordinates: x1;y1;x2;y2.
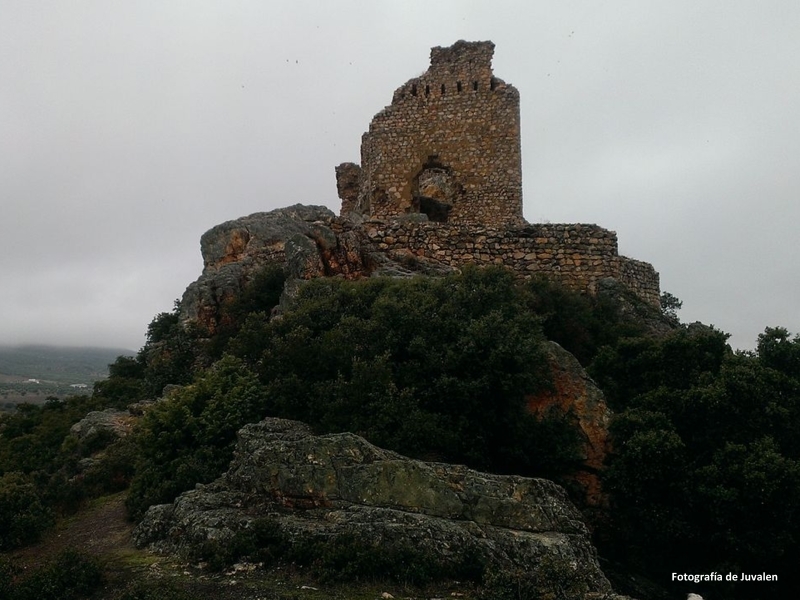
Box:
0;345;135;384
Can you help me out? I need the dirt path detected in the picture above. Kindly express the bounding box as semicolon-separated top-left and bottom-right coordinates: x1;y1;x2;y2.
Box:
11;492;138;572
7;492;478;599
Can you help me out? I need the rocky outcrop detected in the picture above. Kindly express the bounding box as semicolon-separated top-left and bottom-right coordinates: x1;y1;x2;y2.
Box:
69;408;134;441
178;205;462;332
134;417;626;598
527;342;612;511
179;205;365;332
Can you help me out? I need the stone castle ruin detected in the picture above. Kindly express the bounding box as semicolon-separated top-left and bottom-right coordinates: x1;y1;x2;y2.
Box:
338;40;522;226
181;41;661;334
336;40;660;304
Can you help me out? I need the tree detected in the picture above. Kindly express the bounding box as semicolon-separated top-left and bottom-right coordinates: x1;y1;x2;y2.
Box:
227;267;574;476
659;290;683;323
757;326;800;378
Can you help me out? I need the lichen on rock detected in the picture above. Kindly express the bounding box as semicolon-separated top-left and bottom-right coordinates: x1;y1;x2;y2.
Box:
134;417;624;597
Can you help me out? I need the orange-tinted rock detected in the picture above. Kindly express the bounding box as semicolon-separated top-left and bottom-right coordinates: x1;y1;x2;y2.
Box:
527;341;612;510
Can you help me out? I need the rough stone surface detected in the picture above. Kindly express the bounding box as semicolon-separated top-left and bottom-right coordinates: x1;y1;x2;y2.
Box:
527;342;613;511
348;219;661;306
178;205;358;333
69;408;134;441
179;41;662;332
133;418;620;597
334;162;361;217
347;40;523;227
180;206;661;333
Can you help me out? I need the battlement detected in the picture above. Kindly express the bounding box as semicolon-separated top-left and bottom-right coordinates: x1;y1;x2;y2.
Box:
334;41;660;307
392;40;503;103
338;40;523;227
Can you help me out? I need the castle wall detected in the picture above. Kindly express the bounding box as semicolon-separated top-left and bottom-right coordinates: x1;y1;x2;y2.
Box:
357;220;660;306
355;41;523;226
332;40;661;307
618;256;661;306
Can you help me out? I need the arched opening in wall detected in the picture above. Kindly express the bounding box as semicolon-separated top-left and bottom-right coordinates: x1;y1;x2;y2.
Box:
411;84;417;96
490;77;497;91
457;81;463;92
411;156;455;223
441;83;446;95
472;81;478;91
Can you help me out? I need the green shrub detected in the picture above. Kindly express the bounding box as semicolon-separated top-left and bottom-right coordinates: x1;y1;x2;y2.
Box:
126;355;269;520
11;550;103;600
0;557;17;599
115;579;193;600
231;267;567;475
128;268;583;520
478;557;589;600
597;327;800;599
0;471;53;550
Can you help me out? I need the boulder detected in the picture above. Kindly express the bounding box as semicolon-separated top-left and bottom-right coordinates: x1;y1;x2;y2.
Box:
179;205;354;332
69;408;133;441
134;417;624;598
527;341;613;511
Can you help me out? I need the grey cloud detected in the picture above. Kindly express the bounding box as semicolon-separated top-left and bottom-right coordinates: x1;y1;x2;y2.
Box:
1;1;798;351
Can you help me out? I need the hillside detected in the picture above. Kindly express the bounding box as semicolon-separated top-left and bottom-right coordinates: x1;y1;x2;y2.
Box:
0;345;133;383
1;260;798;600
0;345;133;409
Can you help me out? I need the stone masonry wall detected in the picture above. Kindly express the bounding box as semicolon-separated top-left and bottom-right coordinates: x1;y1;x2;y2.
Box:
350;41;523;226
618;256;661;305
329;40;661;306
354;220;660;305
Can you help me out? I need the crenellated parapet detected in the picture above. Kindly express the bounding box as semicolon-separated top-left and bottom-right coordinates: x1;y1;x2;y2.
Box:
354;219;660;306
330;40;661;306
338;40;523;227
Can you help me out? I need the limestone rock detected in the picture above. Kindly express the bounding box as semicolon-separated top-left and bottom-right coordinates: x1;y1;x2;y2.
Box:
69;408;133;441
527;342;612;510
134;417;621;597
179;205;354;333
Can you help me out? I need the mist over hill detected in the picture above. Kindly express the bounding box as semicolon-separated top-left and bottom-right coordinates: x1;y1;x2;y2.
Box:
0;345;134;384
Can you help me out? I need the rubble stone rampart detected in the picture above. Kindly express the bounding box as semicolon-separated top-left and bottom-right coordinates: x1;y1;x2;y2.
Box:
353;219;660;304
344;40;523;226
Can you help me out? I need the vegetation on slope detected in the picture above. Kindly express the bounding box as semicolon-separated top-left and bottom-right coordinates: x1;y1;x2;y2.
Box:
126;267;578;519
0;345;133;409
594;325;800;600
1;265;799;600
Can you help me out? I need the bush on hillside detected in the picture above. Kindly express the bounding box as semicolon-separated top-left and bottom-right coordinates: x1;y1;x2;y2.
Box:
126;268;584;519
597;326;800;599
125;355;267;520
229;267;570;473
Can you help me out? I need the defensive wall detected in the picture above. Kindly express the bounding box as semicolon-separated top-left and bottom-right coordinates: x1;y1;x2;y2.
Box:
343;40;523;227
336;40;661;307
352;219;661;306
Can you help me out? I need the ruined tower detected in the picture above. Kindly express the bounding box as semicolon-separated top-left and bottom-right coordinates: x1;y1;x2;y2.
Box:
337;40;524;226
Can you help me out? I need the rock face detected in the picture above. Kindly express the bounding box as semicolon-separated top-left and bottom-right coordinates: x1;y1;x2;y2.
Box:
179;205;365;332
69;408;134;441
527;342;613;511
178;205;462;332
134;417;621;597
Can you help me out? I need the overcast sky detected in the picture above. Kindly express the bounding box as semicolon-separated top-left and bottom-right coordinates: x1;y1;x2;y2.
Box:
2;1;798;352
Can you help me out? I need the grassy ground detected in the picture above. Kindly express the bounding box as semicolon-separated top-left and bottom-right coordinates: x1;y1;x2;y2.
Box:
5;492;480;600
